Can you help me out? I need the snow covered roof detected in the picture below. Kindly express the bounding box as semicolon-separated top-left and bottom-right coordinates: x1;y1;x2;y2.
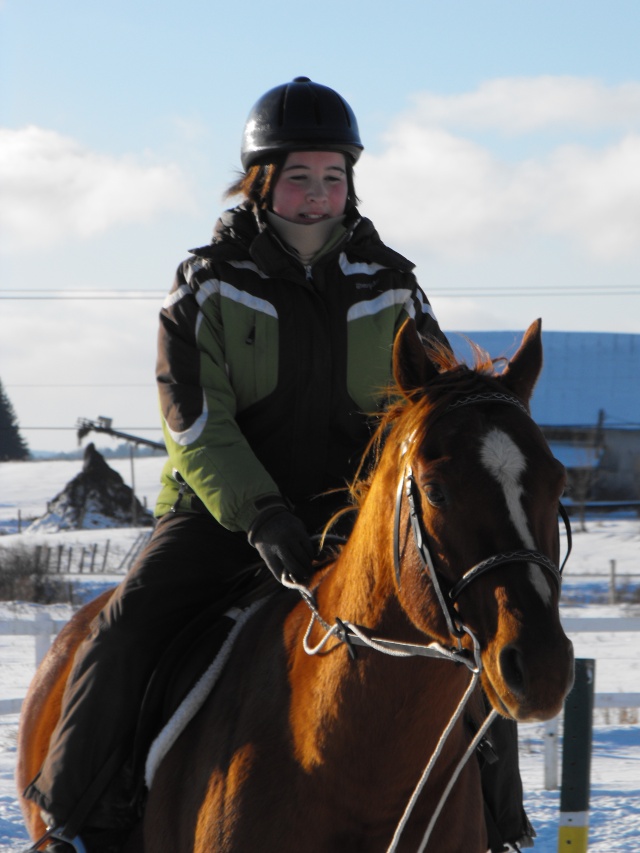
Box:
547;442;602;469
451;330;640;429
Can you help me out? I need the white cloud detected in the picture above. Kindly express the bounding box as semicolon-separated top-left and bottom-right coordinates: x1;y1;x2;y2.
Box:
408;77;640;133
0;126;195;252
542;135;640;257
357;79;640;261
359;125;521;253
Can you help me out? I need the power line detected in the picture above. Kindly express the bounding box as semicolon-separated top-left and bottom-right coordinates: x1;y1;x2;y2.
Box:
0;291;164;301
4;384;153;388
1;287;640;300
6;426;162;432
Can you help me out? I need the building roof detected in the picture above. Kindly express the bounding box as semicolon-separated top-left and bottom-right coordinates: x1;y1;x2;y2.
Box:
547;442;602;469
452;330;640;429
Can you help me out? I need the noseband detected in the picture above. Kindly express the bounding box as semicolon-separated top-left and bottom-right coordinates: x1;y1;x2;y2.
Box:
392;392;572;640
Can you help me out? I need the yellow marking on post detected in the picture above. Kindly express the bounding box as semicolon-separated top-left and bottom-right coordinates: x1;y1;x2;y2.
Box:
558;811;589;852
558;824;589;851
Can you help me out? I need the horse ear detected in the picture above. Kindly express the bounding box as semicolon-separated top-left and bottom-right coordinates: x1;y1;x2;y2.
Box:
393;319;440;397
501;318;543;404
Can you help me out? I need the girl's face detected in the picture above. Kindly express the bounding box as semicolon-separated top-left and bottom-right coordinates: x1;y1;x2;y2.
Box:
271;150;348;223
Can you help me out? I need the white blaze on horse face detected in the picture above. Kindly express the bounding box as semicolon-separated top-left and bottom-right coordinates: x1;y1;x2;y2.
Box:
479;428;553;604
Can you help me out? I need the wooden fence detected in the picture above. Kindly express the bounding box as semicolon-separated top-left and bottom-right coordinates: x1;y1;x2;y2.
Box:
23;531;152;575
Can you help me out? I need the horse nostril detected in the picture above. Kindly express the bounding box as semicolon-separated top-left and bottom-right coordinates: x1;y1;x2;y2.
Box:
499;645;528;698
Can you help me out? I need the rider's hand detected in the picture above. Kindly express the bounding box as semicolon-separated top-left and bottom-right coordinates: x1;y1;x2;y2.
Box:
248;509;314;584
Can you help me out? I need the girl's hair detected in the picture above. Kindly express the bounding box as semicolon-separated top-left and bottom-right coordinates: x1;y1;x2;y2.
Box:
225;153;359;210
225;162;284;208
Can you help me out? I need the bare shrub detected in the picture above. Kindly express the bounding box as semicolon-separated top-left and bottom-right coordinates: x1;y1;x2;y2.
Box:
0;543;72;603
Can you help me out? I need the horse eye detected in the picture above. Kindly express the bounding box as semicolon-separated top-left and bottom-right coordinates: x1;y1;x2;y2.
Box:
424;484;445;507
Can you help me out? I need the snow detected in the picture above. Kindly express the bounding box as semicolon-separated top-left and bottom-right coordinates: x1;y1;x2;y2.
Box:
0;456;164;536
1;458;639;851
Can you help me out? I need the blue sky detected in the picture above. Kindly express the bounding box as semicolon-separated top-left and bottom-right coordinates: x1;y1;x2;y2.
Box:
2;0;640;452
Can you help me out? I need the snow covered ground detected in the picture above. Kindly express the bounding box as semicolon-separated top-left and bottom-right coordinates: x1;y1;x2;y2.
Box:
1;457;639;851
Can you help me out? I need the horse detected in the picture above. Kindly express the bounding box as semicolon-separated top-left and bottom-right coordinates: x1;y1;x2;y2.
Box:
17;318;574;852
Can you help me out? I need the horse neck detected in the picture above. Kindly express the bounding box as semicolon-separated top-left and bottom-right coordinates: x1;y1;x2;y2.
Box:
281;407;485;815
317;454;399;632
283;444;478;795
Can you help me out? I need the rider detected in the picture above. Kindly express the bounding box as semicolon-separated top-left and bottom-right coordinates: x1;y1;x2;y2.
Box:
24;77;533;853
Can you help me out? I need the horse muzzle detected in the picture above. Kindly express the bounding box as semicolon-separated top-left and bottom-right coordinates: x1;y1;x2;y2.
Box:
485;634;575;722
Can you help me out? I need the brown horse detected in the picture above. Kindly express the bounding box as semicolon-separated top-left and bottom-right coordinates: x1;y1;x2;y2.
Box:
17;318;574;852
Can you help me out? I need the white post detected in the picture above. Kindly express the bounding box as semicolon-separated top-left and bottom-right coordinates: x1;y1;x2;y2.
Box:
34;610;54;668
544;715;559;790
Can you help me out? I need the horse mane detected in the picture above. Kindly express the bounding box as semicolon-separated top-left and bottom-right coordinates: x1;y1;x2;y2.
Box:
345;337;507;512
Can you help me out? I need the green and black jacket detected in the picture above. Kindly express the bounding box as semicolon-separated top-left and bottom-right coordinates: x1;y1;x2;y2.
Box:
155;203;447;532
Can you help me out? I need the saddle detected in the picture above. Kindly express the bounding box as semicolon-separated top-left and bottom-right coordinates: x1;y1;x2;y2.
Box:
81;573;279;835
134;574;276;773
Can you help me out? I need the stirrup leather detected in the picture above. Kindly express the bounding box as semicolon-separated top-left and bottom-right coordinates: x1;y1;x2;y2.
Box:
22;825;87;853
47;828;88;853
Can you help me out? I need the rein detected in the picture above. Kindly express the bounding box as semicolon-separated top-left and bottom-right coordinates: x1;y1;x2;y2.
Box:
283;570;493;853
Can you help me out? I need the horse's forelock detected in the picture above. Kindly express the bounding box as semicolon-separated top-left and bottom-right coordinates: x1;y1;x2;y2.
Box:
421;336;498;377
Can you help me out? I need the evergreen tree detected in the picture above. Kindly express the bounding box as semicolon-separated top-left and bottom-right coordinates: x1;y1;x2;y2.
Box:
0;379;29;460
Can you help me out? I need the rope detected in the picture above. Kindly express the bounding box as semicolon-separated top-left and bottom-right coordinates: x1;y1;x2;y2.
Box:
302;614;341;655
338;621;415;658
415;709;498;853
282;546;492;853
385;669;482;853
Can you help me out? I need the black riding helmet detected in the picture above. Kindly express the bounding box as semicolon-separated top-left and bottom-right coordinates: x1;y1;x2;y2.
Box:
241;76;364;170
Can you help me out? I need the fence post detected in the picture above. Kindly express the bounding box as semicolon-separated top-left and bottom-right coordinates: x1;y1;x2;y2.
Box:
34;610;54;668
544;716;559;790
558;658;595;852
609;559;616;604
101;539;111;573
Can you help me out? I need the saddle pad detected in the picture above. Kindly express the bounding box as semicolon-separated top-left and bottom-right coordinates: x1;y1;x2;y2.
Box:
144;597;269;788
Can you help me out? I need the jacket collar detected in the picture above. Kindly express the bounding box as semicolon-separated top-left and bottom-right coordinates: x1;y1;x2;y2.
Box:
189;202;415;275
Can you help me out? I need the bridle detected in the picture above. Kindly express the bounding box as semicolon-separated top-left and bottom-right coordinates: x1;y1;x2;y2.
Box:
282;390;573;853
392;391;572;642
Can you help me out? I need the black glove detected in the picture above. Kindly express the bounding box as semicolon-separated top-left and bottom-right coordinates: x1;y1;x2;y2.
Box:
248;509;314;583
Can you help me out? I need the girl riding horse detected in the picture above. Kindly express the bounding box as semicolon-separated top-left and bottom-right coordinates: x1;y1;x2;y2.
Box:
19;77;539;853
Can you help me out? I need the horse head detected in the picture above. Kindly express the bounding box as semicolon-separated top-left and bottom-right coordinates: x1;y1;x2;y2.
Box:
374;318;574;722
